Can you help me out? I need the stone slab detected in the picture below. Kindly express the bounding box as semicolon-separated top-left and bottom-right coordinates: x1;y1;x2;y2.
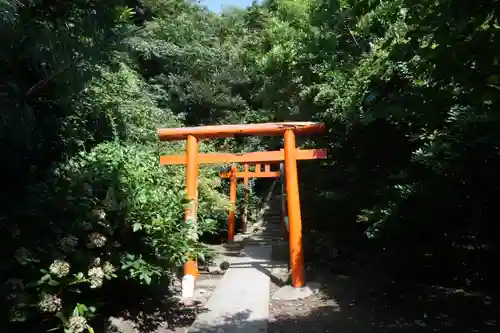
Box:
188;245;272;333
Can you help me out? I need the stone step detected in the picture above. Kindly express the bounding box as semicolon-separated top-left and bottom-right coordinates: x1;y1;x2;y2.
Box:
254;225;282;230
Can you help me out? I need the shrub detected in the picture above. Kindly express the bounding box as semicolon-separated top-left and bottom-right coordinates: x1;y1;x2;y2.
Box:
3;141;229;332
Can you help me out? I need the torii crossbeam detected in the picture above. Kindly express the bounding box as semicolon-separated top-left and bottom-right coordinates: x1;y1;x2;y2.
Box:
160;148;326;165
157;122;326;295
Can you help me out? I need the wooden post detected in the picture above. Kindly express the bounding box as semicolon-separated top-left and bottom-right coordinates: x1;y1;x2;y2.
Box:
183;135;199;299
242;164;249;233
284;129;305;288
228;165;237;242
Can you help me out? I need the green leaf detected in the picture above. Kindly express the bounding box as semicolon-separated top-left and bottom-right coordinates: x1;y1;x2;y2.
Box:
48;280;60;286
77;303;89;315
39;274;51;283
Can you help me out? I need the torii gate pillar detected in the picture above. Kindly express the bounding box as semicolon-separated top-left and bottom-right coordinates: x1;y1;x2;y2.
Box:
228;165;237;242
283;129;304;286
184;135;199;284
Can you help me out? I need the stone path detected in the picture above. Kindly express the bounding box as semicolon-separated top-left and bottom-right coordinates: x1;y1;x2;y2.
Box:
187;196;285;333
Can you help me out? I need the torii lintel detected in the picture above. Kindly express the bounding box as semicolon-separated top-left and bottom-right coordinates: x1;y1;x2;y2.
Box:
157;121;325;141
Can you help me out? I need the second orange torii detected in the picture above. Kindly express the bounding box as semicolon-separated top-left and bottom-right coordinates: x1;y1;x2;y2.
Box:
219;163;280;178
220;163;281;241
161;149;326;242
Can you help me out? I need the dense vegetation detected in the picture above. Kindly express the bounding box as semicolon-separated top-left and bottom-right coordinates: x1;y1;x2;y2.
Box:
1;0;499;332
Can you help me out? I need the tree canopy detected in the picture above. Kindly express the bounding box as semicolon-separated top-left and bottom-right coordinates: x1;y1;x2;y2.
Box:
1;0;499;331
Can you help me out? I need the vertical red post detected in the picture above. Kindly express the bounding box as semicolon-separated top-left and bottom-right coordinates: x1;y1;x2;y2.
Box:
228;165;237;242
242;164;249;233
284;129;305;288
184;135;199;283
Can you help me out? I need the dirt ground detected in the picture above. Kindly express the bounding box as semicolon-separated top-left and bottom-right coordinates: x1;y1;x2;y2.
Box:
268;244;499;333
103;239;498;333
104;243;242;333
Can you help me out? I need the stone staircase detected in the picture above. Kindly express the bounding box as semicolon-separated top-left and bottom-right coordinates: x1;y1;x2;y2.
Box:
243;194;286;247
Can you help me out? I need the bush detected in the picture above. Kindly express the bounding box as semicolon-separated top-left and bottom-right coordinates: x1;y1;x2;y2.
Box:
2;141;230;332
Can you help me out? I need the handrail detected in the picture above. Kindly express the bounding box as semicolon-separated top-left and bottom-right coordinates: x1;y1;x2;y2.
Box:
280;162;290;271
280;162;289;237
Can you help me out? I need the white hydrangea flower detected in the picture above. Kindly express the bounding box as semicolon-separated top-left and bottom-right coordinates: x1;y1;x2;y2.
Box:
49;260;71;278
102;261;116;275
88;267;104;288
10;308;25;322
68;315;88;333
60;235;78;252
91;257;101;267
86;232;106;248
92;208;106;220
38;294;62;313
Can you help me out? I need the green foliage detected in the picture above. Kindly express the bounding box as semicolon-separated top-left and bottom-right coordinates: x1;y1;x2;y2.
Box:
3;140;220;331
242;0;500;292
3;0;499;330
0;1;237;332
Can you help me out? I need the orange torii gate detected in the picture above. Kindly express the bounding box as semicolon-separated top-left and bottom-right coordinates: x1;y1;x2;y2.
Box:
157;122;326;293
162;149;326;241
161;148;327;241
220;163;282;240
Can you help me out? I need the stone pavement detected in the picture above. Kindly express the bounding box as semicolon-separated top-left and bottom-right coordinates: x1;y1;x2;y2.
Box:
188;196;285;333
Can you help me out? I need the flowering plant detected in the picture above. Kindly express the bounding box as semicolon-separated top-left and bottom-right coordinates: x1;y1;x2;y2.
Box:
3;143;219;332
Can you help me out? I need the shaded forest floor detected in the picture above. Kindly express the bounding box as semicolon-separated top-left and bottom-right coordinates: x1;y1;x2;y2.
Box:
98;241;499;333
97;214;499;333
99;243;242;333
268;243;498;333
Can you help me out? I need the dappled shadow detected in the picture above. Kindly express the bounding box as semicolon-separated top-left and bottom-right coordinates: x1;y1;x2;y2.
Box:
276;269;499;333
90;253;497;333
91;279;209;333
184;277;498;333
112;298;208;333
105;302;207;333
229;260;288;287
188;309;265;333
